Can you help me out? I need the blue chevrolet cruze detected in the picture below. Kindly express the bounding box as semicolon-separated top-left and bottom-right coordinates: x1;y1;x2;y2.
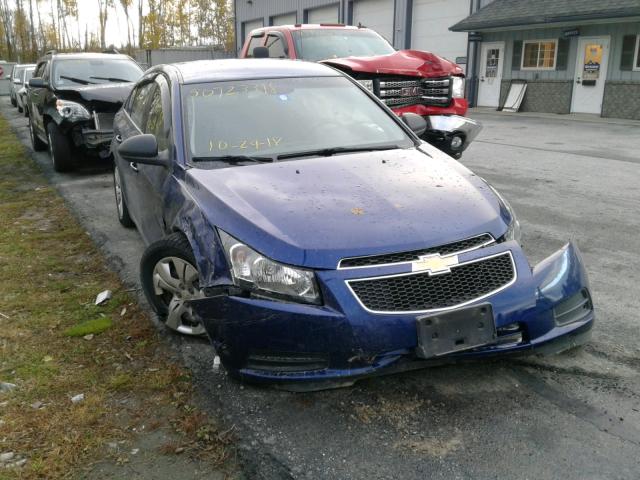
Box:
111;59;594;390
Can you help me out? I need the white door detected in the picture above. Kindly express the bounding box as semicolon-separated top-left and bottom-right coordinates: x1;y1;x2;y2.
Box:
411;0;470;67
243;18;264;38
307;5;339;24
352;0;394;43
571;36;610;114
272;12;297;26
477;42;504;107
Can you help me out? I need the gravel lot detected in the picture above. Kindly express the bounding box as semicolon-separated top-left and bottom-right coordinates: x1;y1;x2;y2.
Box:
3;100;640;479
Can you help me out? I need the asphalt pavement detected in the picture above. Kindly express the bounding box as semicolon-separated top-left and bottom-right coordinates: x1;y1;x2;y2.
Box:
3;100;640;479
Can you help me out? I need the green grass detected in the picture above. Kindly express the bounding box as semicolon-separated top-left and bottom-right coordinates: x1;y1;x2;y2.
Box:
64;317;113;337
0;112;234;479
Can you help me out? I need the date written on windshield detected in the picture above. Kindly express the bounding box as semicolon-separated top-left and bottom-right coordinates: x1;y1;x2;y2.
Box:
209;137;283;152
191;83;277;98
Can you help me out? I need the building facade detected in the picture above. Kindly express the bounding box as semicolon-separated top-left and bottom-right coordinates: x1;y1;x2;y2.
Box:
233;0;483;75
452;0;640;120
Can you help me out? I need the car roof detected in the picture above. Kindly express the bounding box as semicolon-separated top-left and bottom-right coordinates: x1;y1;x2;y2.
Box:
42;52;134;62
258;23;364;32
170;59;342;84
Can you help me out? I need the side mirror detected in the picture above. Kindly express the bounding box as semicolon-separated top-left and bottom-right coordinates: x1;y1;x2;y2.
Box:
118;134;169;167
29;78;47;88
401;112;427;137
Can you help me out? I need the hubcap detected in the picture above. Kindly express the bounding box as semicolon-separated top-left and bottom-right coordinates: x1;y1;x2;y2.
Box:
152;256;205;336
114;167;124;218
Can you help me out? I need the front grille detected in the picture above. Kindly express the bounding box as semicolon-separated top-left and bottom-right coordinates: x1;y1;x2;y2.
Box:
246;352;328;372
376;76;451;107
348;252;515;313
93;112;115;131
339;233;494;268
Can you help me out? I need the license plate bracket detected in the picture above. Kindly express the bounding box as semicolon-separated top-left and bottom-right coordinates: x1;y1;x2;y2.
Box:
416;303;496;359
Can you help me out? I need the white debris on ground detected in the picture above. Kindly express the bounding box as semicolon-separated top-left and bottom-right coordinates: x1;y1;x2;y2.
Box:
1;451;27;469
70;393;85;404
95;290;112;305
0;382;16;393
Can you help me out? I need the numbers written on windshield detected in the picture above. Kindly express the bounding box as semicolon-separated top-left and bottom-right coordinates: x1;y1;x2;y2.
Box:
190;83;277;98
209;137;283;152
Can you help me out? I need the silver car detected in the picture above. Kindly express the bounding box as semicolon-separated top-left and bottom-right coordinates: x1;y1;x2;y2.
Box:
16;66;35;116
9;64;34;108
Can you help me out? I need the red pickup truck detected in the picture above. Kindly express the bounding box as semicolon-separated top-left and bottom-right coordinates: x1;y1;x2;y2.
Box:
240;23;481;158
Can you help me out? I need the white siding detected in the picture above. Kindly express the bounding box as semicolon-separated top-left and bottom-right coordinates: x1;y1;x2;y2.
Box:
352;0;394;43
411;0;469;64
307;4;340;23
272;12;297;26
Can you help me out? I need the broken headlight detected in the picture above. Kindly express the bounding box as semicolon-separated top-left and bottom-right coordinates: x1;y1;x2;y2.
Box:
56;99;91;121
488;185;522;244
218;230;320;304
451;76;465;98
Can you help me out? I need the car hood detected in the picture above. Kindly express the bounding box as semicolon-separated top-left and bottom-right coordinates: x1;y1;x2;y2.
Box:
56;83;134;110
321;49;464;78
186;148;508;269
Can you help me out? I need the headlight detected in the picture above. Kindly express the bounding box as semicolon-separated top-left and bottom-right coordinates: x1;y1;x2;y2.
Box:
56;100;91;121
488;185;521;244
218;230;320;304
451;76;465;98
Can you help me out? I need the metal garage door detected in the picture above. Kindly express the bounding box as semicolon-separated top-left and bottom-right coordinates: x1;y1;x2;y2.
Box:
307;4;339;24
352;0;394;43
243;18;264;40
272;12;297;26
411;0;469;68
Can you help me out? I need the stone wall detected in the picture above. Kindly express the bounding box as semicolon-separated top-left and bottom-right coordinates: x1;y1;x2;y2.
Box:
602;82;640;120
499;80;573;114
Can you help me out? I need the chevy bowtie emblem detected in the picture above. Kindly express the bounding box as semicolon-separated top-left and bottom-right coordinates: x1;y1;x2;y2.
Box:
412;254;459;275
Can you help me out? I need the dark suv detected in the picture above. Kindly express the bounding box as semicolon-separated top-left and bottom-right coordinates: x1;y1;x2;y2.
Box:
27;51;143;172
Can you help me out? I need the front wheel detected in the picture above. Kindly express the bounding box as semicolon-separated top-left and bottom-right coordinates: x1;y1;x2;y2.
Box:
140;233;206;336
47;122;75;172
29;116;47;151
113;165;135;228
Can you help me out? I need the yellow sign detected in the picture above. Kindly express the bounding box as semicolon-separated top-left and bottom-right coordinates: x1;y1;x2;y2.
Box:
412;254;459;275
583;43;603;81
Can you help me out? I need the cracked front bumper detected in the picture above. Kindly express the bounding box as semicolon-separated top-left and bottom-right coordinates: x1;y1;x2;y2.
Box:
190;241;593;389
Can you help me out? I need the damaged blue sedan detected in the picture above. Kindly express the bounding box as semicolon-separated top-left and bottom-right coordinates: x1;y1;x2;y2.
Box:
112;59;594;389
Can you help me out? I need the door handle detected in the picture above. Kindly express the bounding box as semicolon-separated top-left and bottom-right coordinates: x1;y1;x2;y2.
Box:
114;134;123;143
129;162;139;172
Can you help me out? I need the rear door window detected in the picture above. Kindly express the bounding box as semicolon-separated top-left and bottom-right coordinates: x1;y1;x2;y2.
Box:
127;82;155;128
142;83;169;152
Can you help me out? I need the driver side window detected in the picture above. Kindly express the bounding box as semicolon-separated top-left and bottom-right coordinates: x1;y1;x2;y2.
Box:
143;85;169;152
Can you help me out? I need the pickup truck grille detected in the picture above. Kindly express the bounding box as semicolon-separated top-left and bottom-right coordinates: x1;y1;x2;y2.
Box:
368;76;452;108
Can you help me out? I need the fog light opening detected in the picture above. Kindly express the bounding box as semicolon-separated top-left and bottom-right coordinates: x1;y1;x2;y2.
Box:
450;135;463;150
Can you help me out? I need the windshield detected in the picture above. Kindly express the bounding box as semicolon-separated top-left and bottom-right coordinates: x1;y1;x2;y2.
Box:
292;29;395;61
182;76;413;165
52;58;143;87
13;67;24;82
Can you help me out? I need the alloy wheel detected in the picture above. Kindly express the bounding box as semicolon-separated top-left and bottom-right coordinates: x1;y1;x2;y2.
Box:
152;256;205;336
114;166;124;219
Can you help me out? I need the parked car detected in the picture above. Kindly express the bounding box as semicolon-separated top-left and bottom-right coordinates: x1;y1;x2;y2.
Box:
27;51;143;172
112;59;593;390
17;65;36;116
9;64;32;107
240;24;481;159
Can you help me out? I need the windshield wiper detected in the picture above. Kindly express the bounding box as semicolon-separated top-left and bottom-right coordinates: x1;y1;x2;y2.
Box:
59;75;96;85
192;155;275;164
277;144;401;160
90;76;132;83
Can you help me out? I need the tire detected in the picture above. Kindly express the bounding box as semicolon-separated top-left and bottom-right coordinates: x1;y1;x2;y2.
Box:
10;95;16;107
17;105;23;113
113;165;135;228
29;116;47;151
140;233;206;336
46;122;74;172
23;105;29;118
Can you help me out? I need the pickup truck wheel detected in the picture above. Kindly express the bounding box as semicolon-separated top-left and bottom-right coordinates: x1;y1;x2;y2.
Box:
113;165;135;228
17;105;23;113
29;116;47;151
46;122;74;172
10;96;16;107
140;233;206;336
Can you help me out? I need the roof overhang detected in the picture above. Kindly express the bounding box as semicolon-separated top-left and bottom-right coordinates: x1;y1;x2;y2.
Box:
456;15;640;33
